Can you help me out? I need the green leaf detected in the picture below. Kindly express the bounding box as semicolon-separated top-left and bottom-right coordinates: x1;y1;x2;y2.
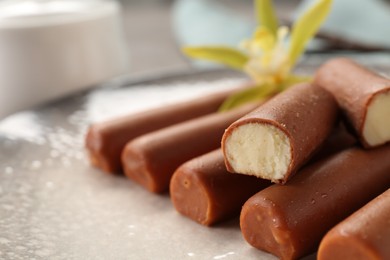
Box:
219;74;312;111
288;0;332;66
182;46;248;70
279;74;312;90
219;84;276;111
255;0;278;35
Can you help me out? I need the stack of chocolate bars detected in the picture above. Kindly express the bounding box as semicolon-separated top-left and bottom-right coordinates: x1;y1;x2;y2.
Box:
86;58;390;260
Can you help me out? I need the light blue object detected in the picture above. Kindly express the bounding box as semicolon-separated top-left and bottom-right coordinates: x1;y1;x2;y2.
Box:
172;0;254;67
173;0;253;46
296;0;390;48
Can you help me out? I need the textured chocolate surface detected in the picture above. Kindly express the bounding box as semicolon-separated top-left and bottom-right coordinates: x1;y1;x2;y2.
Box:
240;145;390;260
310;123;356;162
318;188;390;260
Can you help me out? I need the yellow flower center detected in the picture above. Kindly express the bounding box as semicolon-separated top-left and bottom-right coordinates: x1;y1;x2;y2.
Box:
241;26;291;86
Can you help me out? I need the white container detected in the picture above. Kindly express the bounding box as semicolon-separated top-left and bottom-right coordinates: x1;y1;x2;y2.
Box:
0;0;128;118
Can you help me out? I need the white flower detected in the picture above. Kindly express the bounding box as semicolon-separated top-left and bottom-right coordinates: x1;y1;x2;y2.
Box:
241;26;291;85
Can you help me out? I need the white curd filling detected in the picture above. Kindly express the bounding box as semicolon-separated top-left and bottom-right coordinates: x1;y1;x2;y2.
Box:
363;91;390;146
225;123;291;181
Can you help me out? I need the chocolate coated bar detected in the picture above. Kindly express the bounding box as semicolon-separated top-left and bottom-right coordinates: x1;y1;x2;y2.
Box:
222;83;338;184
318;188;390;260
86;88;237;173
315;58;390;148
170;149;270;226
240;145;390;260
171;122;355;226
122;103;258;193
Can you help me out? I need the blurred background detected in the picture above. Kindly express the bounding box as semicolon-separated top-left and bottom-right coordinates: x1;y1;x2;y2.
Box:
0;0;389;117
119;0;390;75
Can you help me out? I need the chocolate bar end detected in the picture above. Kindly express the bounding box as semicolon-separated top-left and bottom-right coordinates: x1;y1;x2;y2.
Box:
86;125;118;173
318;232;380;260
170;166;212;226
122;142;159;193
240;194;297;260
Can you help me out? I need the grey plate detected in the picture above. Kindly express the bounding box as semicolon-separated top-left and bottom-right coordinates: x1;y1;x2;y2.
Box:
0;53;389;260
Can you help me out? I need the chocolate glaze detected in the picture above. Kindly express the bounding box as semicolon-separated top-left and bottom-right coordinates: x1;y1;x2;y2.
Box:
311;123;356;162
170;149;270;226
318;188;390;260
314;58;390;148
85;88;238;173
222;83;339;184
240;145;390;260
122;103;258;193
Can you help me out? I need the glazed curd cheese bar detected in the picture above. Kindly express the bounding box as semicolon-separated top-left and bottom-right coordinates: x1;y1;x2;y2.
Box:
85;88;238;173
315;58;390;148
318;188;390;260
240;145;390;260
222;83;339;184
170;125;355;226
122;103;258;193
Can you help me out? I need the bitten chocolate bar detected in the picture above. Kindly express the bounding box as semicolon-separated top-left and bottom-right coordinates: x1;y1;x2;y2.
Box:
122;103;258;193
170;149;270;226
171;120;355;226
318;188;390;260
222;83;338;184
315;58;390;148
240;145;390;260
85;88;237;173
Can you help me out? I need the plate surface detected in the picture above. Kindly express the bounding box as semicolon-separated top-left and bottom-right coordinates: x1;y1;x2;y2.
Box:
0;53;389;260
